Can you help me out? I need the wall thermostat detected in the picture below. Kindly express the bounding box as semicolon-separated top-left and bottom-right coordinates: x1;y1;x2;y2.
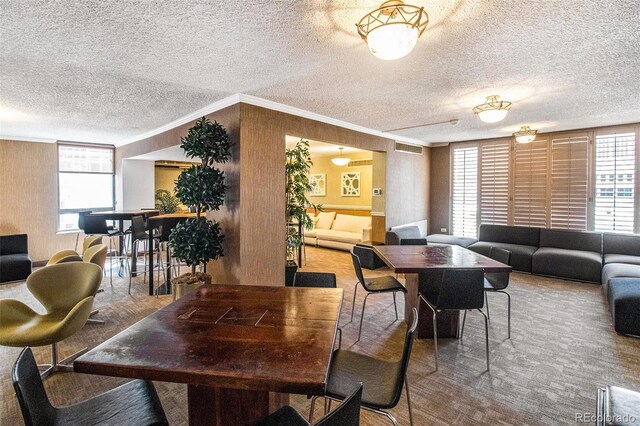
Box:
373;188;383;196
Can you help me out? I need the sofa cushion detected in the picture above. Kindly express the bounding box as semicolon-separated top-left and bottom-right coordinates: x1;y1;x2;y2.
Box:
0;253;32;283
331;214;371;234
602;263;640;296
608;279;640;336
532;247;602;283
426;234;477;248
0;234;28;255
386;226;421;245
539;228;602;252
478;224;541;247
468;241;538;272
604;254;640;266
315;212;336;230
603;232;640;257
315;230;361;244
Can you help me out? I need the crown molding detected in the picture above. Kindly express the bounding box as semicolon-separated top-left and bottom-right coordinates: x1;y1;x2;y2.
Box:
115;93;428;148
0;134;57;143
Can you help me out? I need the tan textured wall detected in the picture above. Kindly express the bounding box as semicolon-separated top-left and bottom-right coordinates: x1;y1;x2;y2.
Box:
154;167;181;194
0;139;77;262
429;146;451;234
385;148;431;230
308;152;372;207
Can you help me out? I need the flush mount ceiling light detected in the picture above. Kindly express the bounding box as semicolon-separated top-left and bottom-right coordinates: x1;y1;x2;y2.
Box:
513;126;538;144
472;95;512;123
356;0;429;61
331;147;351;166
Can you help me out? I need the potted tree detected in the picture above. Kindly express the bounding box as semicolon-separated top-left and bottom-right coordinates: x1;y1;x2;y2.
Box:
169;117;232;295
285;139;315;285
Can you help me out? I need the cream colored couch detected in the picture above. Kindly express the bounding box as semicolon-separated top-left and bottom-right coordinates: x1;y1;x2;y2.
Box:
304;212;372;251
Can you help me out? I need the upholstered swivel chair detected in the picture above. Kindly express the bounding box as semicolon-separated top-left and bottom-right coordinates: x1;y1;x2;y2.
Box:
0;262;103;378
46;235;104;266
350;251;407;341
293;272;343;348
310;308;418;426
420;269;490;371
13;347;169;426
258;383;362;426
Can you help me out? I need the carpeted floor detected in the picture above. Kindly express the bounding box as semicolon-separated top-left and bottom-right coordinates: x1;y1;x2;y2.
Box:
1;246;639;425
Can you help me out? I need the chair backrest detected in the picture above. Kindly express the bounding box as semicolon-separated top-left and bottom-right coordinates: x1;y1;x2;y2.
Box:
400;238;428;246
82;235;103;253
27;262;102;313
350;251;367;285
83;244;108;268
131;215;148;240
82;215;109;235
314;383;363;426
12;347;57;426
386;307;418;408
485;247;512;290
293;272;337;288
77;210;92;231
436;269;485;310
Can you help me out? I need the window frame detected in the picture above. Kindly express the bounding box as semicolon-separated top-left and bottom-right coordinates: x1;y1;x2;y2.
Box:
57;142;116;231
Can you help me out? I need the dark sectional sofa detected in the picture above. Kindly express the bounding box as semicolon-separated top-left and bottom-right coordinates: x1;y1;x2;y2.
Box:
0;234;32;283
466;225;540;272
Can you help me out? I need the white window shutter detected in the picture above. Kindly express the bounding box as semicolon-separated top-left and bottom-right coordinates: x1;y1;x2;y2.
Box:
550;135;589;230
451;146;478;237
479;140;510;225
513;137;549;227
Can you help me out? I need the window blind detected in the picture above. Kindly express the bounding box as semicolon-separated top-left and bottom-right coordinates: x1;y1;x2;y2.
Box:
550;135;589;230
451;146;478;237
594;133;636;233
479;141;510;225
513;137;549;227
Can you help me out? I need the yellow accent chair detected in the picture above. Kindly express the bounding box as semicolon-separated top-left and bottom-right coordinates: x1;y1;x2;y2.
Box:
45;236;104;266
0;262;102;379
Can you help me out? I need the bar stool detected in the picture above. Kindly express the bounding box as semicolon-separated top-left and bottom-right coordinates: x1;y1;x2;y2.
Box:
82;215;127;286
128;216;164;294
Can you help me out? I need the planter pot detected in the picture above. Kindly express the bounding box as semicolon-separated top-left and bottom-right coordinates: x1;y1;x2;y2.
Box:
173;272;212;299
285;261;298;287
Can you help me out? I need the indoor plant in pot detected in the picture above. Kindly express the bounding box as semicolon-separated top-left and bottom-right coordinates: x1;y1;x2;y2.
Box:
169;117;232;296
285;138;315;285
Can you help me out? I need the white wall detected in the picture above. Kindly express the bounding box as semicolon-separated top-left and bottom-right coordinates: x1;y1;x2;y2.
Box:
121;159;155;209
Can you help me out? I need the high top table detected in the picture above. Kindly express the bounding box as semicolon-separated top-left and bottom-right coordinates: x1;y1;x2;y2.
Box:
75;284;343;426
374;244;511;339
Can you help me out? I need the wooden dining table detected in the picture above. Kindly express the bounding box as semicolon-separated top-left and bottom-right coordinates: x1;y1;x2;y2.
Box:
74;284;342;426
87;209;159;276
374;244;512;339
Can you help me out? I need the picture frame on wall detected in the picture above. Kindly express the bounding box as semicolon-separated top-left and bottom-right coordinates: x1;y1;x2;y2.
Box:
341;172;360;197
309;174;326;196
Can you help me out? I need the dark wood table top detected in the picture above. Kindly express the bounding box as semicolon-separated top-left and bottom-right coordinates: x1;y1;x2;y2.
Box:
147;212;197;221
88;209;159;219
74;284;343;395
374;244;512;273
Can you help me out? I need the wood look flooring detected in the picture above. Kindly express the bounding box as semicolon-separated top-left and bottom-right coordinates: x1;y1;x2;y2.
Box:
1;246;639;425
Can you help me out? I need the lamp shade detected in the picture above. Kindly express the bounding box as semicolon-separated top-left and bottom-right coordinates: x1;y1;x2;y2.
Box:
331;147;350;166
367;23;419;60
513;126;538;144
472;95;512;123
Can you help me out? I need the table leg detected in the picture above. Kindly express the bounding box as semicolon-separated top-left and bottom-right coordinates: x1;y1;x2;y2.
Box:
187;384;288;426
148;229;154;296
404;273;460;339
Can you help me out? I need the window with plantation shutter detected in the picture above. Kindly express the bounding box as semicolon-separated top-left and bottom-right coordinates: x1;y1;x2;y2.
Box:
594;132;636;233
451;146;478;237
550;135;589;230
513;137;549;227
479;141;510;225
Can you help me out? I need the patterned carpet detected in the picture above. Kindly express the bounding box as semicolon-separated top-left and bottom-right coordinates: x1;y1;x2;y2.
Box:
1;246;639;425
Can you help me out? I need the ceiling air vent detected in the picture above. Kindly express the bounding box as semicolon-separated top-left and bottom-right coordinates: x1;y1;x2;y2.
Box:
395;142;423;155
348;159;373;167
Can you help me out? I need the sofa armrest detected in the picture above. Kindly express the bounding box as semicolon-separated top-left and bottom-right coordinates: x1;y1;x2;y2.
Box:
362;227;371;242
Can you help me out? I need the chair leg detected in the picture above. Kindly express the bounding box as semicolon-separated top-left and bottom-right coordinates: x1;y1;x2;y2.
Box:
128;239;138;295
498;290;511;339
336;327;342;349
309;395;318;423
485;291;490;320
461;310;468;338
38;343;88;380
393;291;398;320
357;293;370;342
86;309;104;325
350;282;359;323
432;310;438;371
405;374;414;426
478;308;490;371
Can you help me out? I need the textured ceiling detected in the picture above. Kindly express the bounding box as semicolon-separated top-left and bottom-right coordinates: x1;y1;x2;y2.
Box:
1;1;639;146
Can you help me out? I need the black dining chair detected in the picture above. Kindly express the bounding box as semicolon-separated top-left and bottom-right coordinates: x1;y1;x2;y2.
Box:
12;347;168;426
293;272;342;348
310;308;418;426
400;238;428;245
419;269;490;371
82;214;126;286
350;251;407;342
484;247;512;338
257;383;362;426
128;215;164;295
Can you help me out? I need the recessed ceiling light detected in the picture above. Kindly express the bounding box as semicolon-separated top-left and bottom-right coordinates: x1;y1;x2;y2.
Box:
356;1;429;61
472;95;512;123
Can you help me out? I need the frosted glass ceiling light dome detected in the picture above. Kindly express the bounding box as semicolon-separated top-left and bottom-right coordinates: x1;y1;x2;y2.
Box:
357;1;429;61
331;147;350;166
513;125;538;144
472;95;513;123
